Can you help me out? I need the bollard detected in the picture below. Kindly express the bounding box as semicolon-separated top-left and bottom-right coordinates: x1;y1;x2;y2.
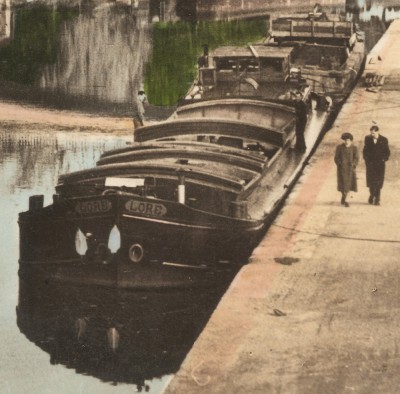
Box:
231;200;248;219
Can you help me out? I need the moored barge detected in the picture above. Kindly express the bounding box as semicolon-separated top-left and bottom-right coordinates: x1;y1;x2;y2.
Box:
19;42;331;288
267;8;365;107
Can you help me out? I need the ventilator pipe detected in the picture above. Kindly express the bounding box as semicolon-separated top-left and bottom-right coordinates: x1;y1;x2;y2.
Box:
29;195;44;211
177;172;185;204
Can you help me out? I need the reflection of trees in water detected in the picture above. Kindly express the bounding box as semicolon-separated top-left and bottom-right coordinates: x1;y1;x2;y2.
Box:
0;132;59;192
41;4;151;105
17;275;233;390
0;130;126;194
0;5;78;85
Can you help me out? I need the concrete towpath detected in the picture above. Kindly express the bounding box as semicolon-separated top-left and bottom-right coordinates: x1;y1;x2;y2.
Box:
164;20;400;394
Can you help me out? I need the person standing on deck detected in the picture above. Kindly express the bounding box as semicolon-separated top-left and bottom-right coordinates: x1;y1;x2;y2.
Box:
334;132;359;207
293;92;307;151
363;125;390;206
133;90;148;129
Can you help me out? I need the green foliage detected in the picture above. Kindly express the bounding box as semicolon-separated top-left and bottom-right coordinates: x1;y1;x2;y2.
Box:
146;18;268;106
0;5;78;84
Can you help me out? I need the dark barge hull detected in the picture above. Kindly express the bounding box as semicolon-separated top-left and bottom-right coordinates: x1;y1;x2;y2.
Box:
18;259;240;289
19;193;263;288
18;105;330;288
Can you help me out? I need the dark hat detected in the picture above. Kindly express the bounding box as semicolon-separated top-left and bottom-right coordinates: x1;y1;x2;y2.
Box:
370;125;379;132
138;90;145;94
341;132;353;141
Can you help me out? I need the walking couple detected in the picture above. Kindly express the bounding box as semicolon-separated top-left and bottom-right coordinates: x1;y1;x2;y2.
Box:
334;125;390;207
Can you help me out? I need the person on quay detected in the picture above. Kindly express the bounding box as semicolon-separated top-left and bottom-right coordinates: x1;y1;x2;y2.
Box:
334;132;359;207
363;125;390;206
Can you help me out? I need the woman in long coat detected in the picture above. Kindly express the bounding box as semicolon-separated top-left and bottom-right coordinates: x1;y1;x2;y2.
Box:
334;132;359;207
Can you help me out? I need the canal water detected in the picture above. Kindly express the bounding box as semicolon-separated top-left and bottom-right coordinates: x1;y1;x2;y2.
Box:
0;0;399;392
0;126;236;392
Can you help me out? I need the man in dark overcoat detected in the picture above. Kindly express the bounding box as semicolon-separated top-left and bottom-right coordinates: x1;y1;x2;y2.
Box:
363;125;390;205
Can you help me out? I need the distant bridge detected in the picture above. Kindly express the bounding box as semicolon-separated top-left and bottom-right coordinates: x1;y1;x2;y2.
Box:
0;0;12;45
192;0;346;21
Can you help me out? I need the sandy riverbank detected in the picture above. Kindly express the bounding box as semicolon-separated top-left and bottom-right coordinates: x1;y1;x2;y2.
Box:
0;100;136;134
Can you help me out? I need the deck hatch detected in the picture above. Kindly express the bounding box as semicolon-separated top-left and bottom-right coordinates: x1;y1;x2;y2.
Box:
135;118;286;147
97;147;267;173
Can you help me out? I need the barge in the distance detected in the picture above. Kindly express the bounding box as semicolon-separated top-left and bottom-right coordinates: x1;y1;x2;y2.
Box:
267;7;365;107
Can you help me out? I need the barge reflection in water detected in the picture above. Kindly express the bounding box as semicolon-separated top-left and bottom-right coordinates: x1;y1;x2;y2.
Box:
17;272;233;391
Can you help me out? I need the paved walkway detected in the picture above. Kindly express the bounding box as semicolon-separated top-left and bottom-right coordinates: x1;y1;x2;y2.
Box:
164;20;400;394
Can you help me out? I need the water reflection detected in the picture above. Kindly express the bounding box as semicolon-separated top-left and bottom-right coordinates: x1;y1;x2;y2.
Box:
0;130;128;197
0;127;239;391
0;5;78;85
0;2;152;112
0;128;170;393
41;4;151;105
16;273;232;390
